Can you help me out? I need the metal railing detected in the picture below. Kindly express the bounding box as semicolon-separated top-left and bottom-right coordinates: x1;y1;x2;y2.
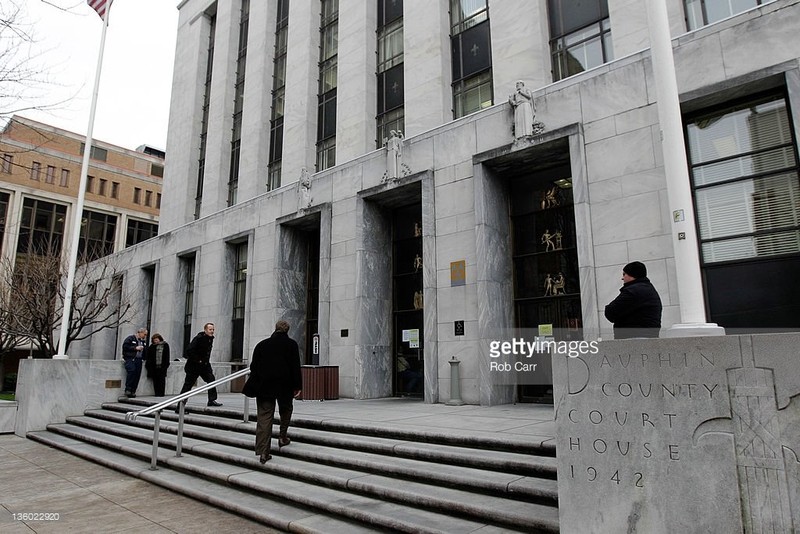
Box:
125;367;252;470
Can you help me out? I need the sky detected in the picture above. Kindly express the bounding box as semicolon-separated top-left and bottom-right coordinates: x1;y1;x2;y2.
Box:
15;0;179;151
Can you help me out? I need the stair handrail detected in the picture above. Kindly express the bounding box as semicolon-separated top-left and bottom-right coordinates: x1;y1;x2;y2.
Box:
124;366;250;421
123;366;251;470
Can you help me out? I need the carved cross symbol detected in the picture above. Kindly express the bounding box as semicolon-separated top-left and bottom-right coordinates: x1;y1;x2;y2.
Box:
471;43;480;56
731;393;781;458
392;82;399;93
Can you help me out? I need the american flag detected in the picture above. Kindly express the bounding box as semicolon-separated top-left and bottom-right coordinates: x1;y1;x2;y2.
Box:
87;0;112;20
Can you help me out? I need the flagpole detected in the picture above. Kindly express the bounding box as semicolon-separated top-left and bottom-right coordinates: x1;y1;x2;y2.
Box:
55;4;112;359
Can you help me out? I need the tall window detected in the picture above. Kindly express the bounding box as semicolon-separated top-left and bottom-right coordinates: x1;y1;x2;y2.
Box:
145;190;153;207
60;169;69;187
0;192;9;254
548;0;612;82
111;181;119;199
377;0;404;148
268;0;289;190
231;242;248;360
1;154;12;173
685;0;776;30
142;265;156;335
45;166;55;184
86;175;95;193
183;255;196;350
30;162;40;181
79;210;117;261
686;91;800;328
196;13;216;219
126;219;158;247
450;0;493;118
316;0;338;171
133;187;141;204
98;178;107;196
16;198;67;256
228;0;250;207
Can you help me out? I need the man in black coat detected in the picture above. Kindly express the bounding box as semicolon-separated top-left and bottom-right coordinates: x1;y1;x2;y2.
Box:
176;322;222;409
604;261;663;339
249;320;302;463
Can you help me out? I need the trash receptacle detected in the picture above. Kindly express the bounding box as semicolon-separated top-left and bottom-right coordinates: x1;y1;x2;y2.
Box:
230;360;247;393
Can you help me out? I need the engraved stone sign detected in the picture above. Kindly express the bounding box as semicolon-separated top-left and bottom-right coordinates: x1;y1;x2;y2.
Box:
553;334;800;533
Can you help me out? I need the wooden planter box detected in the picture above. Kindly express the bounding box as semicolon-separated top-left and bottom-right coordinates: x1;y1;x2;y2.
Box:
298;366;339;400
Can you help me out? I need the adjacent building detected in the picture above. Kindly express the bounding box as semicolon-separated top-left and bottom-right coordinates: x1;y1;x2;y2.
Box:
0;116;164;371
75;0;800;405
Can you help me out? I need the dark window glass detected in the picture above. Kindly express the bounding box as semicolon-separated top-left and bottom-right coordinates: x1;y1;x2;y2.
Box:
377;63;404;114
79;209;117;262
451;19;491;82
16;198;67;256
126;219;158;247
379;0;403;26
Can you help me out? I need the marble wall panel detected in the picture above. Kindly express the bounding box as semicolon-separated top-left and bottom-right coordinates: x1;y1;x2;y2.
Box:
0;402;15;433
585;128;657;183
590;191;664;245
579;62;649;124
433;122;478;171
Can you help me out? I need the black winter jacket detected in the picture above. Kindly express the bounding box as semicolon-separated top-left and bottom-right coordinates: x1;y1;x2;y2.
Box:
249;331;302;400
604;277;662;339
185;332;214;371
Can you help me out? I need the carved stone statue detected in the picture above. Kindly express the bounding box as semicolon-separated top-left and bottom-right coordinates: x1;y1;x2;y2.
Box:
552;272;566;295
542;229;555;252
413;290;424;310
554;230;563;250
509;81;535;138
413;253;423;273
298;167;312;209
385;129;404;181
541;186;559;209
544;273;554;296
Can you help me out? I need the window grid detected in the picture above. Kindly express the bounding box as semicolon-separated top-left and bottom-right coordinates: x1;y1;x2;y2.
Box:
453;70;493;119
126;219;158;247
686;92;800;264
268;0;290;191
228;0;250;207
1;154;11;173
685;0;775;30
45;166;55;184
60;169;69;187
16;198;67;256
79;209;117;262
550;18;613;82
183;256;196;350
30;162;40;181
316;0;339;171
196;14;216;220
450;0;488;35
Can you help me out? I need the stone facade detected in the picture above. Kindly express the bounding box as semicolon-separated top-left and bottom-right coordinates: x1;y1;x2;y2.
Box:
73;0;800;405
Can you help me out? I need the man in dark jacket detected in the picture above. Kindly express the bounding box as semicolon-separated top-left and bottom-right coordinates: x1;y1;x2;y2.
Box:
249;320;302;463
121;328;148;398
176;322;222;409
604;261;662;339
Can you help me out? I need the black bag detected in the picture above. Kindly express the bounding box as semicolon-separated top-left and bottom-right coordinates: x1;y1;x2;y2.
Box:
242;374;259;398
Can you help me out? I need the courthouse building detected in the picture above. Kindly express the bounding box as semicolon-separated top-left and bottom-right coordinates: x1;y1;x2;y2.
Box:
75;0;800;405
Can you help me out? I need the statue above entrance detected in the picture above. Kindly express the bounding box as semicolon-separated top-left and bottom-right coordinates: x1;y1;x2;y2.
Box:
298;167;312;210
508;81;545;140
382;130;410;183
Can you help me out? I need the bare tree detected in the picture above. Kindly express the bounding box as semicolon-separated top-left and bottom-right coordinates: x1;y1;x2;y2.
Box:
0;249;134;358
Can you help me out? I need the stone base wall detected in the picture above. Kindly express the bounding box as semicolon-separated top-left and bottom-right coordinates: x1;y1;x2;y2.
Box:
14;359;239;437
553;333;800;533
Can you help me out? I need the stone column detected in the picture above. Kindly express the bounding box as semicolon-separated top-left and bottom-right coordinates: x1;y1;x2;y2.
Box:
645;1;723;337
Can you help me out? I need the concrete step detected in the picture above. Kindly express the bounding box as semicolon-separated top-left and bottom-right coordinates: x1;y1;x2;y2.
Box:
61;414;559;530
32;425;556;533
32;398;560;532
84;407;558;500
112;397;556;455
25;430;382;534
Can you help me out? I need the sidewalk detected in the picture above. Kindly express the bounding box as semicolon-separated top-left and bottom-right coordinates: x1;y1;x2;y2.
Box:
1;394;554;533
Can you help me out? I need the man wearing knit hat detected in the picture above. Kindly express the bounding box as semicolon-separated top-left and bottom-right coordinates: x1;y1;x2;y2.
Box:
604;261;662;339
